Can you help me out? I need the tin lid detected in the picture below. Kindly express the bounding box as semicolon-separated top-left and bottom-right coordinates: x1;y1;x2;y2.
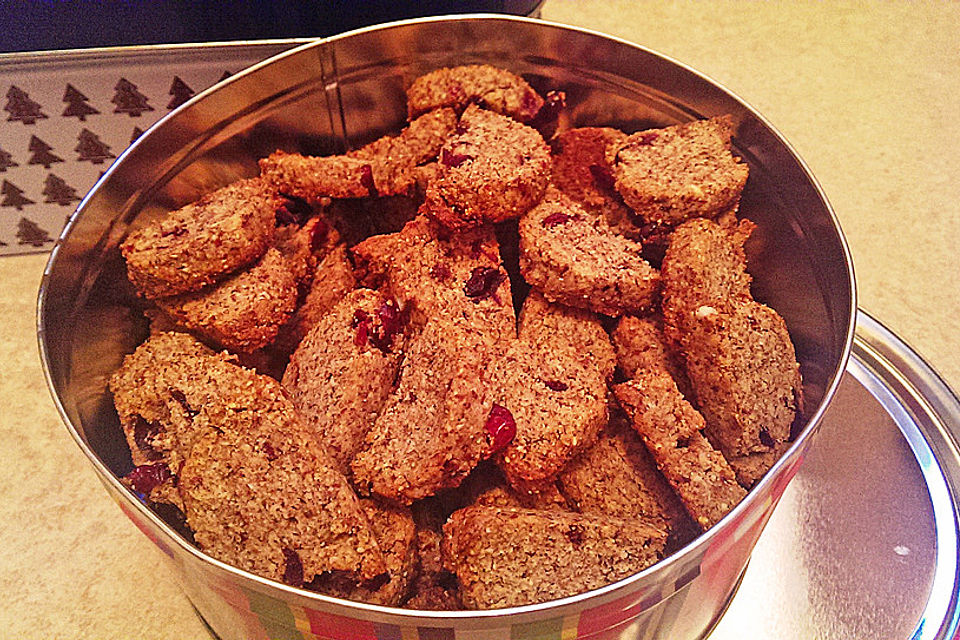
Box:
711;311;960;639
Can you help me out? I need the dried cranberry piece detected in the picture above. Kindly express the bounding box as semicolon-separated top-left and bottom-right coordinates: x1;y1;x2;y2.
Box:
170;389;198;419
564;524;585;546
262;441;279;461
541;212;576;228
127;463;173;495
759;428;776;449
353;310;371;347
359;164;377;196
282;548;304;587
485;404;517;454
588;164;617;192
430;262;452;282
440;148;473;168
637;132;659;146
132;415;163;460
529;90;566;138
369;300;404;351
463;267;505;302
309;217;330;253
544;380;568;392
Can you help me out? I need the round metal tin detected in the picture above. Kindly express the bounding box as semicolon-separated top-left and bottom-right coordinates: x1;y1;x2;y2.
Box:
712;311;960;639
37;15;857;640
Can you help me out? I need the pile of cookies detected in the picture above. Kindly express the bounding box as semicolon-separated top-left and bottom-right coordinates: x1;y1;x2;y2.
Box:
109;63;802;610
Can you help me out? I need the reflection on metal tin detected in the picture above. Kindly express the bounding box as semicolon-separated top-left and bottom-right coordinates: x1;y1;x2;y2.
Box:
37;15;857;640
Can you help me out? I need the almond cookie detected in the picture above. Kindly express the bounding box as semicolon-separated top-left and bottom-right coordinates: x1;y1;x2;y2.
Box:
282;288;406;472
422;104;551;230
614;371;747;530
518;289;616;382
442;505;666;609
608;116;748;227
550;126;641;239
121;176;279;299
406;64;544;122
518;186;660;316
612;313;691;397
155;246;298;353
489;339;608;495
349;108;458;196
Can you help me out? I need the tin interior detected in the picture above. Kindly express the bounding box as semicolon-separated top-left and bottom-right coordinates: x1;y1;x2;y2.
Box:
37;15;856;623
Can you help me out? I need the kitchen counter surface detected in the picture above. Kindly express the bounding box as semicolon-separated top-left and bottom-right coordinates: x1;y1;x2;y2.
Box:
1;2;957;637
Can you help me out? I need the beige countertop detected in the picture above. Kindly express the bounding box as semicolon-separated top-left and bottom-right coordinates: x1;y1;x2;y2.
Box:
2;2;958;638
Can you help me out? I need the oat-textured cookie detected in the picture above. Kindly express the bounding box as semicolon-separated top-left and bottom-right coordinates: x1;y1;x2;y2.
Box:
608;116;749;227
121;177;279;299
406;64;544;122
309;499;417;606
550;126;641;239
661;217;802;457
156;247;298;353
557;413;700;552
422;104;551;230
349;108;458;196
676;299;802;458
489;339;608;495
179;413;385;586
442;505;666;609
110;331;217;471
282;288;406;472
259;150;377;203
352;215;515;346
518;289;616;381
351;320;497;504
612;313;691;397
519;186;660;316
614;371;747;530
272;244;357;356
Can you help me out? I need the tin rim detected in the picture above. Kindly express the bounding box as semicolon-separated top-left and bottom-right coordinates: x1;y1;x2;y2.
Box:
35;13;857;622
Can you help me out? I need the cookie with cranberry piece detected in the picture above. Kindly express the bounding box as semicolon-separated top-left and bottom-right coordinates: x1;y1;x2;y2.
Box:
442;505;666;609
661;218;802;457
518;289;616;382
121;177;279;299
489;339;608;495
352;215;515;347
422;104;551;230
406;64;544;123
308;498;417;606
109;331;220;472
179;403;385;586
351;320;499;504
155;246;298;353
348;108;458;196
614;371;747;530
518;186;660;316
282;288;406;473
550;126;642;240
608;116;748;228
259;150;378;203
